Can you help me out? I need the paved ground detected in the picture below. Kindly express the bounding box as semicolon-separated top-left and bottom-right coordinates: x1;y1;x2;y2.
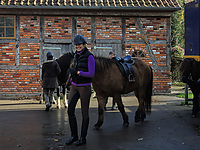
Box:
0;95;200;150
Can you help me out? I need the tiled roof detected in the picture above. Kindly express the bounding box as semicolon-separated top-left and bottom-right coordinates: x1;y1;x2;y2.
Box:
0;0;181;8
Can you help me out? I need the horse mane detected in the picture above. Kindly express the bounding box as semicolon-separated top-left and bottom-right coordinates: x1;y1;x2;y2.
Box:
58;52;74;61
94;56;116;73
56;52;74;71
179;58;197;76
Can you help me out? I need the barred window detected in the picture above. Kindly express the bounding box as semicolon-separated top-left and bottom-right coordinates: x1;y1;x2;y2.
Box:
132;50;145;57
0;16;16;39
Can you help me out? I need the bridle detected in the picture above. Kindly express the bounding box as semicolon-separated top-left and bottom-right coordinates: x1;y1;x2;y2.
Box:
188;73;197;83
186;62;200;84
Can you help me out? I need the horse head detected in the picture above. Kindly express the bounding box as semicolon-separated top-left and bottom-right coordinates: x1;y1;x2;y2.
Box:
179;58;197;83
56;52;74;85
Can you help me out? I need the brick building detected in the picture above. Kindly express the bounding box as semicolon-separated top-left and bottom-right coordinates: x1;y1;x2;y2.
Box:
0;0;181;99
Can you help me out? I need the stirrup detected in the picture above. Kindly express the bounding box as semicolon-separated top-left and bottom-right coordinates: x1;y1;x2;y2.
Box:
128;74;135;82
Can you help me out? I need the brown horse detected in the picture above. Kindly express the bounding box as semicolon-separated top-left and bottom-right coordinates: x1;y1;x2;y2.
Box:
92;57;153;130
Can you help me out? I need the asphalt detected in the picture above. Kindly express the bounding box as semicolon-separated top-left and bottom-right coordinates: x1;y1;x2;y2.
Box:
0;95;200;150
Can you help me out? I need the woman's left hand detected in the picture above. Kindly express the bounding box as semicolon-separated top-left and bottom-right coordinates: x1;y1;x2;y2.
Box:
77;71;80;75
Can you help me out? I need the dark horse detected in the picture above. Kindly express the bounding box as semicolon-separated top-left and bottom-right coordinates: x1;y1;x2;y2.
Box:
58;54;153;129
179;58;200;118
92;57;153;129
42;52;74;108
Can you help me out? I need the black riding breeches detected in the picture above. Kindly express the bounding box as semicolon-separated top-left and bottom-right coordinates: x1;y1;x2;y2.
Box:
68;85;91;118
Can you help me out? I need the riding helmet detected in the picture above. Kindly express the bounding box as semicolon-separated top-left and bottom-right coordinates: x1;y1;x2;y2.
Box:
74;35;87;45
46;51;53;60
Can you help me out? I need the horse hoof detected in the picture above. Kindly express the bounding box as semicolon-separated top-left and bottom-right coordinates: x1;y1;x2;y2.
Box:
123;122;129;127
135;119;140;123
57;106;61;109
65;106;67;108
92;126;100;130
140;118;144;122
192;114;197;118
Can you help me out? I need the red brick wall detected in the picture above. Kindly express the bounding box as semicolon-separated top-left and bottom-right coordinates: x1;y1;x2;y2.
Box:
20;16;40;39
77;17;91;40
96;17;122;39
20;43;40;65
45;17;72;39
0;42;15;65
0;70;41;94
153;70;171;94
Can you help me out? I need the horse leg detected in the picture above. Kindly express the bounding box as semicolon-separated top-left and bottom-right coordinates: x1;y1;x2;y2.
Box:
57;87;61;109
192;92;199;118
135;91;146;123
39;89;44;104
62;85;68;108
115;94;129;127
93;95;105;130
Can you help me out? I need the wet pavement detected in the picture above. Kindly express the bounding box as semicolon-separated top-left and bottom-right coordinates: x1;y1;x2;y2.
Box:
0;95;200;150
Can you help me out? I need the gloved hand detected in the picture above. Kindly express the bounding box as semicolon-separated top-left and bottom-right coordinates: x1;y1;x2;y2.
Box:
66;81;71;89
67;68;77;75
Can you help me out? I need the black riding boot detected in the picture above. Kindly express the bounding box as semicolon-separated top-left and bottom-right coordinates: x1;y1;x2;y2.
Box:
66;116;78;145
76;117;89;146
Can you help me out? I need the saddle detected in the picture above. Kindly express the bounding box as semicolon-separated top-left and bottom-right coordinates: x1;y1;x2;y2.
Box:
115;55;135;82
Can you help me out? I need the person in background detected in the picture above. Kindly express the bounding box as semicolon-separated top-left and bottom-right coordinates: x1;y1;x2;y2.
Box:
42;52;61;111
104;51;117;110
66;34;95;146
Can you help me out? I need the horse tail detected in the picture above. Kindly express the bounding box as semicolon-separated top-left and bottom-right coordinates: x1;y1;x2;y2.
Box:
145;66;153;113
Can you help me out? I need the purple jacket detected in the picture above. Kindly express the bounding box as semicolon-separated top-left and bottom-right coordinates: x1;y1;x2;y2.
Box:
71;49;95;86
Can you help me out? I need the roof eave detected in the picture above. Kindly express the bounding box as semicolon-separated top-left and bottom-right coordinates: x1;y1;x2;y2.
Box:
0;5;182;11
0;5;182;17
